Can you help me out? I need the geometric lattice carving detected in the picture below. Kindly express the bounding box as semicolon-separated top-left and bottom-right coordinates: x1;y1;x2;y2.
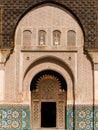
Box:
58;101;65;128
37;75;61;100
33;101;40;128
41;80;56;99
32;92;40;100
2;0;96;49
58;93;66;101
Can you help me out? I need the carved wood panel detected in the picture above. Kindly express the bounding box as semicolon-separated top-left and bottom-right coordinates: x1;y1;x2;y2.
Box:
58;101;65;128
33;101;40;128
41;79;57;99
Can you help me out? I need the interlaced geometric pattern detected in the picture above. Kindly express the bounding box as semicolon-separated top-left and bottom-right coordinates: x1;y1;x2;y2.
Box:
58;101;65;128
1;0;96;49
0;104;96;129
0;105;30;129
75;105;93;130
33;101;40;128
36;74;61;100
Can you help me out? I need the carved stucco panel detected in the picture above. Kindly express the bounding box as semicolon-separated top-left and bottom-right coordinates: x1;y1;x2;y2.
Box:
1;0;96;49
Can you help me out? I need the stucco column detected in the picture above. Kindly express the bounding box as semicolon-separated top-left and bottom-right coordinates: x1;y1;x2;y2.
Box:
0;50;11;101
0;65;4;100
0;52;4;100
89;51;98;104
95;71;98;104
88;51;98;130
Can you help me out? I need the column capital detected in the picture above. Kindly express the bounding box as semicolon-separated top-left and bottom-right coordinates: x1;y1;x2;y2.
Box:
0;49;12;64
88;50;98;70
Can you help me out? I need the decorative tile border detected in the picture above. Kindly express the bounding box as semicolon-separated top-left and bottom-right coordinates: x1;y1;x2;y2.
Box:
67;105;93;130
67;105;74;130
94;106;98;130
0;104;98;129
0;104;30;130
75;105;93;130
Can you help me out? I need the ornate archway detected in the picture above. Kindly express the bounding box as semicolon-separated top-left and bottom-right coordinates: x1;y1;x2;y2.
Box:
30;70;67;130
23;59;74;129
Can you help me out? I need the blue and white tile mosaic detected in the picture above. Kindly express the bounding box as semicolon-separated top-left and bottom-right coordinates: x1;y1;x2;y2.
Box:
75;106;93;130
0;104;97;130
67;105;94;130
67;106;74;130
0;104;30;130
94;106;98;130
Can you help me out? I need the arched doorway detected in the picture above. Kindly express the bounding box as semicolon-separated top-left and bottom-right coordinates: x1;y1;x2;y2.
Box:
30;70;67;130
